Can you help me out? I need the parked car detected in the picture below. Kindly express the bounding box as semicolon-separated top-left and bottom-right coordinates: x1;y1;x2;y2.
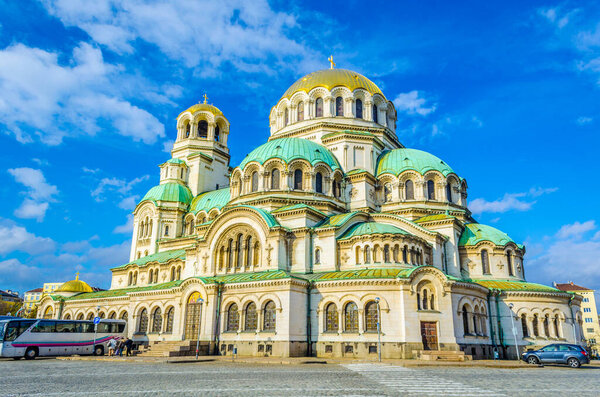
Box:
521;344;590;368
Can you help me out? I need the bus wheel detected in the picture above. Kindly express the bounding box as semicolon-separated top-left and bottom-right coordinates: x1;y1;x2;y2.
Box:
24;347;38;360
93;345;104;356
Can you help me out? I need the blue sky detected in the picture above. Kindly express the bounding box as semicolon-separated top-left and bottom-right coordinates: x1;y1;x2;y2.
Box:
1;0;599;298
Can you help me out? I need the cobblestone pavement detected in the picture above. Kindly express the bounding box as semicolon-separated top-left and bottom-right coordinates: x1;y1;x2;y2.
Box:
1;359;599;396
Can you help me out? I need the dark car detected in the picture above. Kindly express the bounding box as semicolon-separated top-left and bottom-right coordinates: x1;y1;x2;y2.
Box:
522;343;590;368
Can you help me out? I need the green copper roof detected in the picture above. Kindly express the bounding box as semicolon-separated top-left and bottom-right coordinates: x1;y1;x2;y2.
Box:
64;280;185;301
141;183;193;205
238;137;342;171
471;279;561;293
459;223;518;247
415;214;456;223
338;222;410;240
376;148;456;177
316;211;363;229
199;270;295;285
190;188;230;214
227;205;281;228
304;267;418;281
112;249;186;270
271;204;326;216
165;158;186;165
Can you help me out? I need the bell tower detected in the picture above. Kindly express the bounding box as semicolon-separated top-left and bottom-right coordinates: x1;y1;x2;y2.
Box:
170;97;231;196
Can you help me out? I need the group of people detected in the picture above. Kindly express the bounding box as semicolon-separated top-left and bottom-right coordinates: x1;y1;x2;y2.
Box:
107;337;133;357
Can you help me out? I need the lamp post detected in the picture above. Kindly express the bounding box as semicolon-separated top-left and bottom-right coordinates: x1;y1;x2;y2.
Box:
508;303;519;361
195;298;204;360
375;297;382;362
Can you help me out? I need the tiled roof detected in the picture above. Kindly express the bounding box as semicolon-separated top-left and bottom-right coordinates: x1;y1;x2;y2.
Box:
316;211;363;229
338;222;410;240
64;280;185;301
303;267;417;281
140;183;193;205
415;214;456;223
111;249;186;270
459;223;521;248
189;187;230;214
376;148;457;177
555;282;593;292
471;279;561;293
26;288;43;293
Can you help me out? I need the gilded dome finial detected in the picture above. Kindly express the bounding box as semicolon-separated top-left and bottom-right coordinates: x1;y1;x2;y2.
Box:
328;55;336;69
203;93;208;104
75;271;80;280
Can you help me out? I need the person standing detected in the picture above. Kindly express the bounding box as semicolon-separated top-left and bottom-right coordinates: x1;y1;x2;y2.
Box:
124;338;133;357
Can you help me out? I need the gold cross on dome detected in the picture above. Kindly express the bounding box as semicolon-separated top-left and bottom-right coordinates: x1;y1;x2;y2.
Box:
328;55;335;69
75;271;80;280
203;93;208;104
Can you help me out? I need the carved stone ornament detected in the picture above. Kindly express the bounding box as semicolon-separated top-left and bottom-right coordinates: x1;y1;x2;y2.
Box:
350;188;358;198
118;277;123;286
497;262;504;270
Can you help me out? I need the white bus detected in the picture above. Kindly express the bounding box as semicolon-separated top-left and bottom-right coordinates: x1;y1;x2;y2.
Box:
0;318;126;360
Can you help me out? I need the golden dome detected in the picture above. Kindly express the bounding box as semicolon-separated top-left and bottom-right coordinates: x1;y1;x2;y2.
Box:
55;274;93;294
178;102;224;118
281;69;384;100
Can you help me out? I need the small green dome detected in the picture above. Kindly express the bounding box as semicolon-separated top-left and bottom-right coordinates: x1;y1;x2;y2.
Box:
459;223;518;247
190;188;231;214
376;148;456;177
238;137;342;171
338;222;410;240
165;158;186;165
141;183;193;205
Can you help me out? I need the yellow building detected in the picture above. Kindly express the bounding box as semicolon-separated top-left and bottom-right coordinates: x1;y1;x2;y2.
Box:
556;282;600;357
43;282;64;294
23;288;43;313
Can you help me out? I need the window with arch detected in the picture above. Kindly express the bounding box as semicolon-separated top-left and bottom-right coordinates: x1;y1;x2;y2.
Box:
472;309;479;334
521;314;529;337
297;101;304;121
332;179;341;198
364;246;371;263
185;122;191;138
446;183;452;202
165;307;174;334
138;308;148;333
164;225;169;237
315;248;321;264
293;169;303;190
64;314;71;320
236;234;243;268
87;312;94;321
355;246;361;264
315;172;323;193
532;314;539;337
372;104;378;123
344;302;359;332
226;303;239;332
244;302;257;331
384;183;392;203
148;269;154;284
383;245;390;263
151;307;162;333
325;303;338;332
335;96;344;116
462;305;470;335
108;312;116;320
284;108;289;125
543;315;550;336
170;267;176;281
554;315;560;337
393;245;399;263
215;125;220;141
271;169;280;190
77;313;84;321
189;219;195;235
245;236;253;267
315;98;323;117
356;99;363;119
251;171;259;192
198;120;208;138
120;311;128;321
427;180;435;200
98;312;105;319
507;251;514;276
365;301;379;332
481;250;490;274
402;246;408;263
263;301;276;331
405;180;414;200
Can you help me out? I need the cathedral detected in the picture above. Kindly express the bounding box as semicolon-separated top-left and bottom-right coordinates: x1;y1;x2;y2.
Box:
39;65;584;359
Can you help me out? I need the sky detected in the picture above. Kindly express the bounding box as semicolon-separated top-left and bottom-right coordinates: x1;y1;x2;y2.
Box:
0;0;599;300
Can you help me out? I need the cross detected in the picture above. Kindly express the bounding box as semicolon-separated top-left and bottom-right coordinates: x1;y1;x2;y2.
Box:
75;271;80;280
202;252;210;265
328;55;335;69
203;93;208;104
266;244;273;265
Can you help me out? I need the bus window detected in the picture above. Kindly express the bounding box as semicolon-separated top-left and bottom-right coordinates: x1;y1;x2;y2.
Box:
56;322;76;333
97;323;110;333
117;323;125;333
32;321;57;333
3;320;35;341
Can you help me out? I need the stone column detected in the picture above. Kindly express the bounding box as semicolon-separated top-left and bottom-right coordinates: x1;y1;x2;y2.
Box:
207;122;216;141
365;100;373;121
324;97;333;117
345;97;353;117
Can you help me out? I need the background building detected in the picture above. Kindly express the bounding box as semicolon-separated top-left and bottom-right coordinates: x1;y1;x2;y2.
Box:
0;289;22;315
23;288;43;314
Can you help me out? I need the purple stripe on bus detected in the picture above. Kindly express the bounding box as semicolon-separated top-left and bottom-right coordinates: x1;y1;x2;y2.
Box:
11;336;115;348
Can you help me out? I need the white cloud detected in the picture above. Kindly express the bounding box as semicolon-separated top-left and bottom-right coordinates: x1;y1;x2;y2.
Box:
0;220;55;255
163;140;174;154
0;42;165;145
41;0;320;75
118;196;138;210
556;220;596;239
8;167;58;221
538;7;576;29
576;116;593;125
113;214;134;234
91;174;148;202
393;91;437;116
470;187;557;215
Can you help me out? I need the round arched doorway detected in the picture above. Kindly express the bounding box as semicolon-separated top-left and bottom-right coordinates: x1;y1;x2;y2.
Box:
184;292;203;340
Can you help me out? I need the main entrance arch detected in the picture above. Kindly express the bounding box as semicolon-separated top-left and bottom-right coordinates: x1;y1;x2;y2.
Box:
184;292;203;340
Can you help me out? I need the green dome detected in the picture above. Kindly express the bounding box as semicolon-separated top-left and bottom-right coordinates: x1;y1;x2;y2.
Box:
459;223;518;247
141;183;193;205
338;222;410;240
238;137;342;171
190;187;231;214
376;148;456;177
165;158;186;165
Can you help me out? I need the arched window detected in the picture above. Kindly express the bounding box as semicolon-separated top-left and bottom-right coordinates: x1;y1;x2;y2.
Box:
405;180;414;200
355;246;361;264
472;310;479;334
253;242;260;266
297;101;304;121
64;314;71;320
134;271;137;285
227;239;233;268
315;172;323;193
245;236;253;267
271;169;280;190
344;302;359;332
427;180;435;200
402;246;408;263
422;290;429;310
164;225;169;237
87;312;94;321
293;169;303;190
128;273;133;286
185;122;191;138
165;307;174;334
446;183;452;202
554;315;560;337
364;246;371;263
356;99;363;119
251;171;258;192
245;302;257;331
481;250;490;274
176;266;181;280
151;307;162;333
226;304;239;331
284;108;289;125
198;120;208;138
236;234;243;268
99;312;105;319
521;314;529;337
335;96;344;116
120;311;128;322
384;245;390;263
315;248;321;264
315;98;323;117
332;179;341;198
148;269;153;284
77;313;84;320
365;301;379;332
325;303;338;332
214;125;220;142
384;183;392;202
532;315;539;337
372;104;378;123
373;245;380;263
462;305;470;335
263;301;276;331
507;252;514;276
138;308;148;333
543;315;550;337
189;219;194;235
170;267;175;281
